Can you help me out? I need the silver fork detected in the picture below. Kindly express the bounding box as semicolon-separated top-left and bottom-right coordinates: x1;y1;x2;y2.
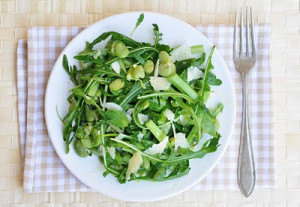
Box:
233;7;256;197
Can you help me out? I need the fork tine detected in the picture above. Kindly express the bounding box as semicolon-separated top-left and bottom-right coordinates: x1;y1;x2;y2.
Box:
240;7;244;54
233;10;238;56
246;7;250;55
250;7;256;56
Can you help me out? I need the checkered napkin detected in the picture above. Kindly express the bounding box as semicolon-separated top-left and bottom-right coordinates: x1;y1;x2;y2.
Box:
17;25;275;192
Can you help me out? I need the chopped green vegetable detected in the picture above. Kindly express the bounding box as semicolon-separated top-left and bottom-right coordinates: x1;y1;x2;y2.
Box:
60;14;223;183
145;120;166;142
190;45;204;54
167;73;198;100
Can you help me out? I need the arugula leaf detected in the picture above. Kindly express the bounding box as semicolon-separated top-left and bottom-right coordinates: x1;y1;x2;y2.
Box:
63;97;82;153
111;135;220;164
74;50;97;61
167;136;220;162
75;67;125;78
210;103;224;118
104;110;129;128
175;58;194;73
175;53;206;75
132;164;190;182
89;31;142;49
127;46;159;64
119;80;150;107
206;72;222;86
175;98;202;139
138;91;195;103
156;44;171;52
152;24;162;47
191;53;206;67
117;168;127;183
63;55;78;85
62;54;69;72
198;106;218;137
131;13;144;36
200;46;215;102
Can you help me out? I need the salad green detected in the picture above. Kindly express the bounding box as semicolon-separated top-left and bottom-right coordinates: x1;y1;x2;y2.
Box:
61;14;223;183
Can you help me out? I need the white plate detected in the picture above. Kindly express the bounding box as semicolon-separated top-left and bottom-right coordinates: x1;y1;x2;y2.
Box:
45;12;236;201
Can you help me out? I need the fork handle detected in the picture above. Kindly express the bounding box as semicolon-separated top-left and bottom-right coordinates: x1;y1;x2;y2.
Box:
237;73;256;197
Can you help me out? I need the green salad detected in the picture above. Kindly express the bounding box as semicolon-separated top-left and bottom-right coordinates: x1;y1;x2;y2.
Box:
61;14;223;183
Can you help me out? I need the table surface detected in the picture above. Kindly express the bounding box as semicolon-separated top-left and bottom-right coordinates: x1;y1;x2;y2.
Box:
0;0;299;206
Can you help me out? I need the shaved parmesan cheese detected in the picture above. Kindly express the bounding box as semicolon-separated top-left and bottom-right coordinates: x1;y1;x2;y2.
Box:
163;109;175;122
126;108;134;122
110;61;121;74
187;66;203;82
93;50;101;59
126;108;134;115
165;168;173;177
144;136;168;155
137;132;144;141
154;59;159;77
149;77;171;91
115;133;127;140
138;113;149;125
126;152;143;180
107;146;116;159
126;115;132;122
102;102;123;111
170;44;192;62
161;123;171;134
174;132;190;151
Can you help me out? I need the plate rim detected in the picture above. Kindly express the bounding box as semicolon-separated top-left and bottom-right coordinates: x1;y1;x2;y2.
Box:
44;11;236;201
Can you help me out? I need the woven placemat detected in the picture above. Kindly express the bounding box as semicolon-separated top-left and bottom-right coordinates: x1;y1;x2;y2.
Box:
2;0;300;206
